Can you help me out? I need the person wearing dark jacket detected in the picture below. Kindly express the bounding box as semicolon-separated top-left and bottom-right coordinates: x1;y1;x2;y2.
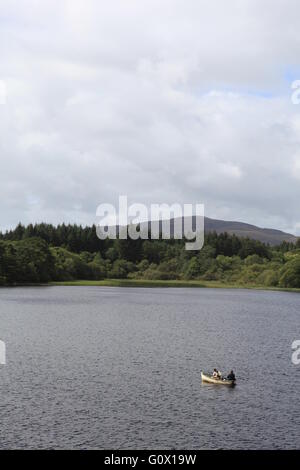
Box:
227;370;236;381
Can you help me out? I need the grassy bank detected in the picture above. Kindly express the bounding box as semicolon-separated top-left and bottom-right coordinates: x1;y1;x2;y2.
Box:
51;279;206;288
50;278;300;292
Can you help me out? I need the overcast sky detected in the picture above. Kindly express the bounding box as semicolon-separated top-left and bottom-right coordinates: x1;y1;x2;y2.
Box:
1;0;300;234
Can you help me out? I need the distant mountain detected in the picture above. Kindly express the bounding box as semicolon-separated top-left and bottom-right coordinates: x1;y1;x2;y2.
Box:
117;216;297;246
203;217;297;246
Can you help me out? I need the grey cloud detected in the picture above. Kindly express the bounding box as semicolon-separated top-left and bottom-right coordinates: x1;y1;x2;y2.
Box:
1;0;300;233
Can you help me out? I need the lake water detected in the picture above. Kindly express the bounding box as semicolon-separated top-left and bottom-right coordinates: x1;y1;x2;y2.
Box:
0;286;299;449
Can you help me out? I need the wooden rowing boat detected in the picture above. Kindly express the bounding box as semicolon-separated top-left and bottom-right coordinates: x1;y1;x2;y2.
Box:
201;371;235;386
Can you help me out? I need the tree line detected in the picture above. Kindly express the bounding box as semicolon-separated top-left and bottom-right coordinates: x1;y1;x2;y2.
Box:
0;223;300;288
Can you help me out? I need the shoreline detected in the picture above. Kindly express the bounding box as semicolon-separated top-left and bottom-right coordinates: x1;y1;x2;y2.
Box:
49;279;300;293
1;279;300;293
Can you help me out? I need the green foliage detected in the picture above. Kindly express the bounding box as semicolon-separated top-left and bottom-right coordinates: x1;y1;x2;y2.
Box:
0;237;54;283
142;240;167;264
141;259;178;280
108;259;135;279
185;257;201;280
237;263;266;285
244;254;264;265
257;269;279;287
279;256;300;288
0;224;299;288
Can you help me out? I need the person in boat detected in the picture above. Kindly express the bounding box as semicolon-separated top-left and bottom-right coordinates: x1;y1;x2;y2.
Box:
227;370;236;381
212;368;222;379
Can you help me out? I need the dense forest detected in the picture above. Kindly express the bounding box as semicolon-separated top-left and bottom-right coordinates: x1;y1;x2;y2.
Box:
0;223;300;288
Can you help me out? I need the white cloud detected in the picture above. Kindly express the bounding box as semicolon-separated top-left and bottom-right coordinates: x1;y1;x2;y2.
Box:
1;0;300;234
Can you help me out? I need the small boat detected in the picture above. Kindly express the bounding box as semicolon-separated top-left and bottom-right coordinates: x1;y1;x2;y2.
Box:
201;371;235;386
